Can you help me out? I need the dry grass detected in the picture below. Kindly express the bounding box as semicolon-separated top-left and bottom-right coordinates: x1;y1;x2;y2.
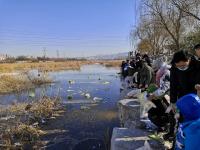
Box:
97;60;122;68
0;72;52;94
0;97;60;122
0;60;121;73
0;75;32;94
10;124;46;141
28;98;60;123
0;103;28;116
0;60;93;73
0;97;61;149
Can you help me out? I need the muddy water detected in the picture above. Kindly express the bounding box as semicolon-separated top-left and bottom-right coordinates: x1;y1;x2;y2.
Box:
0;64;123;150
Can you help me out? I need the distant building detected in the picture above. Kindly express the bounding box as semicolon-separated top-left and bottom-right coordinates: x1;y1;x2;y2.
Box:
26;55;35;59
0;54;9;61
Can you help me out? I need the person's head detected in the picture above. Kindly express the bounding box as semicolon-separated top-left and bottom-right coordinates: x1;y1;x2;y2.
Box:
177;94;200;121
136;56;141;61
136;60;143;70
171;50;191;71
142;54;149;59
136;53;141;57
194;44;200;58
152;58;163;72
131;58;136;62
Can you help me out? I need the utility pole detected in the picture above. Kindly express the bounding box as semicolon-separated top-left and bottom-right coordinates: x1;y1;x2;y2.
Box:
57;50;60;59
43;47;46;59
63;52;66;59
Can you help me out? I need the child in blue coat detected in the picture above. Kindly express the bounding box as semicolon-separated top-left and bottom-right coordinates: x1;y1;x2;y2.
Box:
175;94;200;150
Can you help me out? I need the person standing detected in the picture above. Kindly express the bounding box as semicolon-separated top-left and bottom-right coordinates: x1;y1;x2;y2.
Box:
165;50;195;141
191;44;200;94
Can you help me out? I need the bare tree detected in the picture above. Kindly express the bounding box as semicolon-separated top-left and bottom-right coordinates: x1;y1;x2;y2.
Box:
141;0;186;51
172;0;200;21
131;0;200;54
131;17;169;55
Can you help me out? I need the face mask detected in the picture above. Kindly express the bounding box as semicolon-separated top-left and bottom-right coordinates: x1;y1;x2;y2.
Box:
177;66;189;71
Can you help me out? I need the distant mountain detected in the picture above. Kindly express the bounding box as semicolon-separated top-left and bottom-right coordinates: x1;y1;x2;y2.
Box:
87;52;128;60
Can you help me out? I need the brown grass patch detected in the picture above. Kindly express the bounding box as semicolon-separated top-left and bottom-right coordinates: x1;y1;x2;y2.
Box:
0;97;62;149
0;60;93;73
97;60;122;68
0;72;53;94
0;75;32;94
0;60;121;73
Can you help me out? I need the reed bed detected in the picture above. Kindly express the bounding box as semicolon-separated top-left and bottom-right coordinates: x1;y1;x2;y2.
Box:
0;60;93;73
0;97;61;149
97;60;122;68
0;60;121;73
0;72;52;94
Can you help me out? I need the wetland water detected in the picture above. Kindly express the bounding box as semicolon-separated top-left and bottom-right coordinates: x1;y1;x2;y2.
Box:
0;64;123;150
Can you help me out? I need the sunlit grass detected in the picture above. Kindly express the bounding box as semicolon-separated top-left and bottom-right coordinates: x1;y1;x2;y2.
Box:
0;71;53;94
0;75;32;94
0;60;121;73
98;60;122;68
0;60;93;73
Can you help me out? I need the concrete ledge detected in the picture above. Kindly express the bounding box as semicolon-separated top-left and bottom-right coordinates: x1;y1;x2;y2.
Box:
111;127;150;150
118;99;140;127
111;128;164;150
112;98;165;150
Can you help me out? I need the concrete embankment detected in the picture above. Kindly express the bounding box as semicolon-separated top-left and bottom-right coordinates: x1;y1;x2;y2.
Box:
111;98;165;150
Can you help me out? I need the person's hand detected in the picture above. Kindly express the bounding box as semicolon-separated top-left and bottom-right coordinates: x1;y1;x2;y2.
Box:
133;83;138;88
148;93;156;101
195;84;200;90
144;84;148;89
175;112;180;120
165;103;177;113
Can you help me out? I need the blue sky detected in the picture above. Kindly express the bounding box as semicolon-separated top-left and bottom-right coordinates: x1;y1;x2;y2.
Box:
0;0;138;57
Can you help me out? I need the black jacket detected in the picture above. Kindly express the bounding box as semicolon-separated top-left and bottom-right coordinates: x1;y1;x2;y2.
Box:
190;56;200;86
170;65;195;103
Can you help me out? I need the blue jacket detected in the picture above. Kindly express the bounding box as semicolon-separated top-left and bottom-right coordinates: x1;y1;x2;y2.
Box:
176;118;200;150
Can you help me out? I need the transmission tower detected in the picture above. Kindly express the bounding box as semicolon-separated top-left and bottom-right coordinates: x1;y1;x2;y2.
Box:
43;47;46;58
